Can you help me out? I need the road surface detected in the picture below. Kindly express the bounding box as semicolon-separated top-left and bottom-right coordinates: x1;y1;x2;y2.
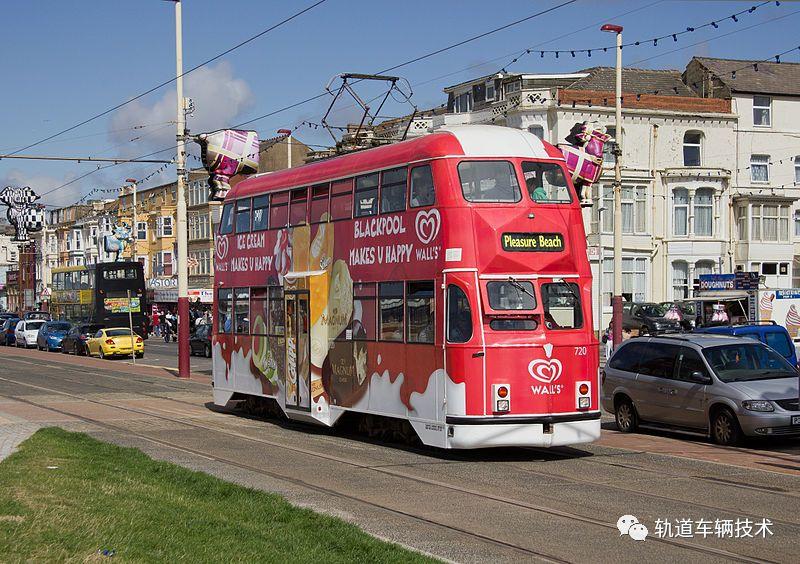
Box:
0;346;797;563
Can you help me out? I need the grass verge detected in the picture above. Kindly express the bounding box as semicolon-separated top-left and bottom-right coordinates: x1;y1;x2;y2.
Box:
0;427;436;563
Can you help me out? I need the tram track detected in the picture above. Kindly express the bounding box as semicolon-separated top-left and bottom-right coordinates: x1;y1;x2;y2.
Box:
0;358;792;562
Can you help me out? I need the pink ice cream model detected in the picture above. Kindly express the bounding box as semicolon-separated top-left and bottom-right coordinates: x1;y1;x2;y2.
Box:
785;304;800;338
759;293;774;320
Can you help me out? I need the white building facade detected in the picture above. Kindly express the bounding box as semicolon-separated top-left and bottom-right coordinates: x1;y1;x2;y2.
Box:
435;67;737;330
685;57;800;289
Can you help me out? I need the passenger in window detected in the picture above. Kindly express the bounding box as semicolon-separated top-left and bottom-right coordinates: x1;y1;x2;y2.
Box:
449;311;471;342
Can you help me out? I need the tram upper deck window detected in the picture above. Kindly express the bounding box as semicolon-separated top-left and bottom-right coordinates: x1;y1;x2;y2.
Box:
380;167;407;214
458;161;521;203
330;179;353;221
541;282;583;329
310;184;330;223
235;198;251;233
290;188;308;226
219;203;234;235
355;173;379;217
487;280;536;310
410;165;435;207
252;195;269;231
522;162;571;203
270;192;289;229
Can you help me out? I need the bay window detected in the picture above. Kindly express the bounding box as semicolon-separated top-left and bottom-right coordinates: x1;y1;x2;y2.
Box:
673;188;688;236
694;188;713;237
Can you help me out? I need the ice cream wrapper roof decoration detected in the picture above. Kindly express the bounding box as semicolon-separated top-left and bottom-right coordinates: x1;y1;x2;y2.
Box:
194;129;259;202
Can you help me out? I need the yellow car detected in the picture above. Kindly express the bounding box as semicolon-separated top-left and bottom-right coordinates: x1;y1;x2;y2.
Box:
87;328;144;359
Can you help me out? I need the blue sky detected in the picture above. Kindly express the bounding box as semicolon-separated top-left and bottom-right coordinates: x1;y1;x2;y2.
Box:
1;0;798;207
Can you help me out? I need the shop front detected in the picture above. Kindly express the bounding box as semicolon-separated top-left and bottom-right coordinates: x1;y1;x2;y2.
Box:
693;272;759;326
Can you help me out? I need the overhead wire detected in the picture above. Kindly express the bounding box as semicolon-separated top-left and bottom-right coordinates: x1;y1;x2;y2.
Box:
4;0;330;158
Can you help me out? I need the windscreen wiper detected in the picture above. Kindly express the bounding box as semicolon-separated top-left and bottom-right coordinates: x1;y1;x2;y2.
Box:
552;277;581;303
508;276;536;301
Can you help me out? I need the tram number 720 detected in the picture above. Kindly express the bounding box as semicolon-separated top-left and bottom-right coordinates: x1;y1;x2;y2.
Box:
574;346;587;356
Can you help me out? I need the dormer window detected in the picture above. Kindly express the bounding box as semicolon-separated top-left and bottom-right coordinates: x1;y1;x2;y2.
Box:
454;91;472;113
503;81;521;96
485;80;495;102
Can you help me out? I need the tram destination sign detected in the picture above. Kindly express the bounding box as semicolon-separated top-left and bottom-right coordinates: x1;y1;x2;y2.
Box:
501;232;564;252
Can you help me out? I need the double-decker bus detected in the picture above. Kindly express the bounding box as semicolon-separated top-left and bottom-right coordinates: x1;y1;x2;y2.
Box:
212;125;600;449
50;261;148;338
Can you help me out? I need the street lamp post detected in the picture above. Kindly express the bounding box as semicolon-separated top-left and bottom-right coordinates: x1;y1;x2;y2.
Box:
602;23;624;350
125;178;138;260
174;0;190;378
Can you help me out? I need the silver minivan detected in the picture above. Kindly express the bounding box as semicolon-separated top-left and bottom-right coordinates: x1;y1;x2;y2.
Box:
602;334;800;445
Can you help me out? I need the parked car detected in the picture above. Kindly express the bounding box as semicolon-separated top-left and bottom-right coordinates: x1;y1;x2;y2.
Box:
23;310;51;321
0;317;20;346
0;312;18;322
611;302;682;336
189;324;212;357
86;327;144;359
602;333;800;445
694;321;798;368
36;321;73;352
14;319;47;348
61;323;105;356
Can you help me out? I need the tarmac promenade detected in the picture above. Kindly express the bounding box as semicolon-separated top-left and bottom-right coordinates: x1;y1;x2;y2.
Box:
1;345;798;563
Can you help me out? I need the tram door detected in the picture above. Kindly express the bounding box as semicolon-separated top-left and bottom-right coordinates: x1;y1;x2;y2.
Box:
284;291;311;411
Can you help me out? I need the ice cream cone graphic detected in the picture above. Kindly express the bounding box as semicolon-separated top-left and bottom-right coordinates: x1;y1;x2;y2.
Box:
786;305;800;338
759;293;775;321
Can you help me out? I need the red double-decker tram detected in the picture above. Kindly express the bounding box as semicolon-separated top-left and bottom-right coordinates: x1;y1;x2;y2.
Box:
212;125;600;448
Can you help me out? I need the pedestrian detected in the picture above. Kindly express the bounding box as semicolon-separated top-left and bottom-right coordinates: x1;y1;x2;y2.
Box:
152;309;161;338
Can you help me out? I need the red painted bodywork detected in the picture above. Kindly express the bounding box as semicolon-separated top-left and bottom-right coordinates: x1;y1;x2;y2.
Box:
213;130;598;420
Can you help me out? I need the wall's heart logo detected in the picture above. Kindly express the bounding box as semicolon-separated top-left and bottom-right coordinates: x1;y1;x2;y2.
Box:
415;209;441;245
528;358;563;384
215;235;229;260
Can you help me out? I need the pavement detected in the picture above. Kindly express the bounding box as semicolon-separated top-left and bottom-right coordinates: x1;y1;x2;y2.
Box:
0;344;798;563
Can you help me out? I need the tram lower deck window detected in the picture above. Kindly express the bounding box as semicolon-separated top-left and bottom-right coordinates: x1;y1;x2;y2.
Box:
541;282;583;329
406;281;434;343
234;288;250;334
379;282;403;341
218;289;232;333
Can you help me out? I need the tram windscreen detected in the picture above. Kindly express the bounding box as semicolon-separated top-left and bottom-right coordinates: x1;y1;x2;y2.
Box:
521;162;571;203
541;282;583;329
487;281;536;310
457;161;521;203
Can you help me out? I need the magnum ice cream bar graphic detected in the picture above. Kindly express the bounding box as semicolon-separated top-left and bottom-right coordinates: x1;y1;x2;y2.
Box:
786;304;800;338
759;293;775;321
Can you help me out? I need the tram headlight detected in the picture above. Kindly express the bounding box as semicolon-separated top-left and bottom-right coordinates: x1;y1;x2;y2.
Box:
575;380;592;410
492;384;511;413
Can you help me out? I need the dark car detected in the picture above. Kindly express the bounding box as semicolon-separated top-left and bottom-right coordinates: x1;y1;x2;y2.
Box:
189;324;212;357
616;302;682;336
61;323;105;356
36;321;72;352
0;317;20;346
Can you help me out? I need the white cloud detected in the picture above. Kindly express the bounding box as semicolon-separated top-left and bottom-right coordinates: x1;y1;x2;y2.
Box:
0;169;87;208
109;61;254;157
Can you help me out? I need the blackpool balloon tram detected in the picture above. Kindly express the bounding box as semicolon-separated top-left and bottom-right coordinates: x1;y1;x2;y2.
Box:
211;125;601;448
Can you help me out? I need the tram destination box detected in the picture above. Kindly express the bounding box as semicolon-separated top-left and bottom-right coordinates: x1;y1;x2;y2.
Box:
501;232;564;252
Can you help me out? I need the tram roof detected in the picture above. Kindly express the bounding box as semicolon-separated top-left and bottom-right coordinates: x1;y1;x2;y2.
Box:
230;125;565;199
